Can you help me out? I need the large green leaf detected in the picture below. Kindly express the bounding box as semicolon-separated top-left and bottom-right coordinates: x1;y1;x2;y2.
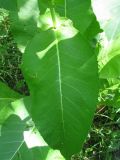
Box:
0;96;50;160
11;98;65;160
0;84;23;159
0;115;25;160
22;10;99;158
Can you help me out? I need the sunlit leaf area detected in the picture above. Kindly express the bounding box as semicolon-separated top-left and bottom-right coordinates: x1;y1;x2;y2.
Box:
0;0;120;159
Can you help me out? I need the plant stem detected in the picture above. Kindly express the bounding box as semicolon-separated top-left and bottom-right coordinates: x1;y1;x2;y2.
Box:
49;0;56;28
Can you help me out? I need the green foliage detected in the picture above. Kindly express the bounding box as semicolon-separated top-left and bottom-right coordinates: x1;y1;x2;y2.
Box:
93;0;120;78
9;0;40;52
80;105;120;160
22;28;98;159
0;0;120;160
0;81;21;125
38;0;100;36
0;0;17;11
0;11;29;94
13;144;65;160
0;115;25;160
21;1;99;158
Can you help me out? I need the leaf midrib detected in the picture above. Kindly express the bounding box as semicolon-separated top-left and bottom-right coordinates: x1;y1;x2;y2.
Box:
55;36;65;140
50;1;66;143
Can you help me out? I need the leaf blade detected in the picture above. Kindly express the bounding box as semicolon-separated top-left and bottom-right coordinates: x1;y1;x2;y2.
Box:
22;26;99;158
0;115;25;160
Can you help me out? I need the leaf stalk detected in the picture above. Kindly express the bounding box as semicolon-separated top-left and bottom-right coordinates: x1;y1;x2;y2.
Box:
49;1;56;29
